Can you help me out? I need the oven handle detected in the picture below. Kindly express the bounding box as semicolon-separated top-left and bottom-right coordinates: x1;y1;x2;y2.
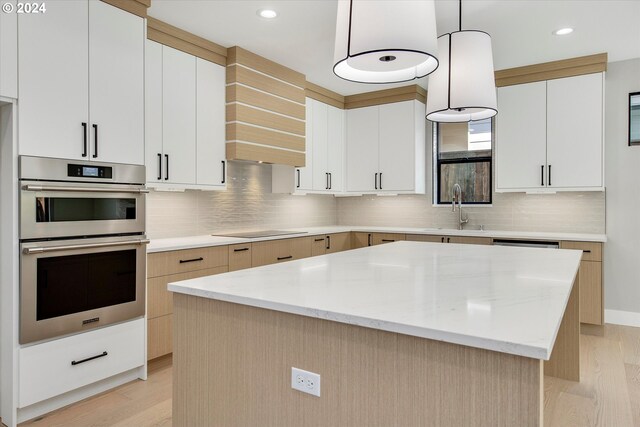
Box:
22;185;149;194
23;239;150;255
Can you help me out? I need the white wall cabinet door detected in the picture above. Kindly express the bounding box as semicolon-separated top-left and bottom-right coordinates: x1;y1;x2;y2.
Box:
88;0;144;165
196;58;226;187
295;98;314;191
162;46;196;185
346;106;379;192
547;73;603;189
378;101;416;192
495;81;547;190
18;0;89;160
311;99;329;191
145;40;163;183
327;105;345;192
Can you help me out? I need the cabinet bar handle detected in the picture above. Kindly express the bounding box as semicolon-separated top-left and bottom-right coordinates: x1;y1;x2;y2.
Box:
92;124;98;158
233;248;249;252
447;237;451;243
441;237;445;243
314;238;325;242
179;257;203;264
583;250;591;253
541;165;544;186
296;169;300;188
548;164;552;186
165;154;169;180
326;235;331;250
381;239;395;242
379;172;383;190
157;153;162;180
221;161;226;184
277;255;293;260
329;172;332;190
71;351;107;366
374;173;378;190
326;173;329;190
82;122;88;157
368;233;372;246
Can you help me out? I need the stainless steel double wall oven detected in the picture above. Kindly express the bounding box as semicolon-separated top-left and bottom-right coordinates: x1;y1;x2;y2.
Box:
19;156;148;344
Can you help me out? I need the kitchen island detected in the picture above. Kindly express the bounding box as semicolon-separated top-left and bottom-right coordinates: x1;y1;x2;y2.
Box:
169;241;582;427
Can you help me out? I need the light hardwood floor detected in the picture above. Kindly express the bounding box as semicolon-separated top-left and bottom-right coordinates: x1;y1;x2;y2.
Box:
20;324;640;427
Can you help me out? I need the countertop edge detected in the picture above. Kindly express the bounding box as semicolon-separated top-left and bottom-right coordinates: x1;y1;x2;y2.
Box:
167;282;551;360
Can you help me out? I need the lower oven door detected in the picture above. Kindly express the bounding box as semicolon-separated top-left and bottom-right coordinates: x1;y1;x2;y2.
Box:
20;236;148;344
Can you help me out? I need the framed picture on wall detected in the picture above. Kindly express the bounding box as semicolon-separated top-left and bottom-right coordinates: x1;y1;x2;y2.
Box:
630;92;640;145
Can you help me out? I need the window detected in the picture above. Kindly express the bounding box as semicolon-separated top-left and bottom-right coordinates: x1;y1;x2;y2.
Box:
433;118;493;205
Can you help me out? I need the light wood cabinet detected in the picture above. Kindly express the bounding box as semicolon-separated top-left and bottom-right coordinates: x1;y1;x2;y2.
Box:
18;0;144;164
560;240;603;325
407;234;491;245
351;232;406;248
326;233;351;254
228;243;252;272
312;236;327;256
251;237;312;267
495;73;603;192
148;246;228;278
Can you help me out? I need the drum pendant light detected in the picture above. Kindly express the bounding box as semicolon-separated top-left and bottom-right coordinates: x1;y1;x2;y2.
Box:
426;0;497;122
333;0;439;84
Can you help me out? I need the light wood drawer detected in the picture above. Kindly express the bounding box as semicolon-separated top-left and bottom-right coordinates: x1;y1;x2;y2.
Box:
579;261;603;325
326;233;351;254
560;241;602;261
311;236;327;256
148;266;228;319
19;319;144;408
229;243;252;272
351;232;370;249
407;234;443;243
251;237;312;267
371;233;405;246
448;236;492;245
148;314;173;361
148;246;228;277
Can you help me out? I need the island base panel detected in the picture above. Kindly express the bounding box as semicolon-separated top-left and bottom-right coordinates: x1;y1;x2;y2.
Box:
544;274;581;381
173;294;543;427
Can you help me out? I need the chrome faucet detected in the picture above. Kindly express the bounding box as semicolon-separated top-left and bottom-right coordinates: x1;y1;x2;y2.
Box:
451;183;469;230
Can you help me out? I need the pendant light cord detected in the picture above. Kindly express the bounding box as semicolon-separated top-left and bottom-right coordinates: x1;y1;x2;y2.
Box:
459;0;462;31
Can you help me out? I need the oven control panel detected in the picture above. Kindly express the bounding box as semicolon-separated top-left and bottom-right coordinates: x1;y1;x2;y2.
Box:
67;164;113;179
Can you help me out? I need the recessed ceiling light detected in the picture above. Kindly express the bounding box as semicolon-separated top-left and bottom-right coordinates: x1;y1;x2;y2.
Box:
553;28;574;36
257;9;277;19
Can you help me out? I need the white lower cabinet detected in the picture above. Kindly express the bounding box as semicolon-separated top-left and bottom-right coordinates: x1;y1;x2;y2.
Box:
495;72;604;192
145;41;226;189
346;100;425;194
19;318;144;408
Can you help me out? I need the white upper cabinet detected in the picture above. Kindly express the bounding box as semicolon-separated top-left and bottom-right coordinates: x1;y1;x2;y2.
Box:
18;0;144;164
88;0;144;165
495;72;604;192
346;100;425;194
145;42;227;189
18;1;89;161
272;97;344;194
196;58;227;188
346;105;379;192
546;73;603;189
0;0;17;99
162;46;197;185
495;82;547;190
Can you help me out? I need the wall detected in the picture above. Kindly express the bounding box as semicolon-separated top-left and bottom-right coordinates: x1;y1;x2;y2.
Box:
604;58;640;321
146;161;337;239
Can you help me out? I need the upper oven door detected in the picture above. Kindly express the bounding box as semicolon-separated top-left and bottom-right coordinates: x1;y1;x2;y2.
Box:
20;181;147;240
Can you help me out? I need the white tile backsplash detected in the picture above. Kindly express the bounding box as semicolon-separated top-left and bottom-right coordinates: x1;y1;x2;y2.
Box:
146;161;338;239
147;161;605;238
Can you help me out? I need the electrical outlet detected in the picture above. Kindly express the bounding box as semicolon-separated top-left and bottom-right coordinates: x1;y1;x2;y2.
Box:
291;367;320;397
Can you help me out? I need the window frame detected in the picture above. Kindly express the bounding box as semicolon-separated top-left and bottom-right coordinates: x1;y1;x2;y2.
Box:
432;119;494;206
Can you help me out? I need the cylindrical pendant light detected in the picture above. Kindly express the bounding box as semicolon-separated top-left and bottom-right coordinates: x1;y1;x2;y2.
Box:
333;0;439;84
426;0;497;122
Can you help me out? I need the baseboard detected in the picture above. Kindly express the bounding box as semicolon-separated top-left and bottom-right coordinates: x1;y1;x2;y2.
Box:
605;309;640;328
16;366;145;424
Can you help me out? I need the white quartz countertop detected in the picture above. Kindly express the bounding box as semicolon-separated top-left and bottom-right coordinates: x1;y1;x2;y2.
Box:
169;241;582;360
148;225;606;253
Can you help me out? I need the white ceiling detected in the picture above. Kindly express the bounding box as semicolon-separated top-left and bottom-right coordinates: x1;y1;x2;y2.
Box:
148;0;640;96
